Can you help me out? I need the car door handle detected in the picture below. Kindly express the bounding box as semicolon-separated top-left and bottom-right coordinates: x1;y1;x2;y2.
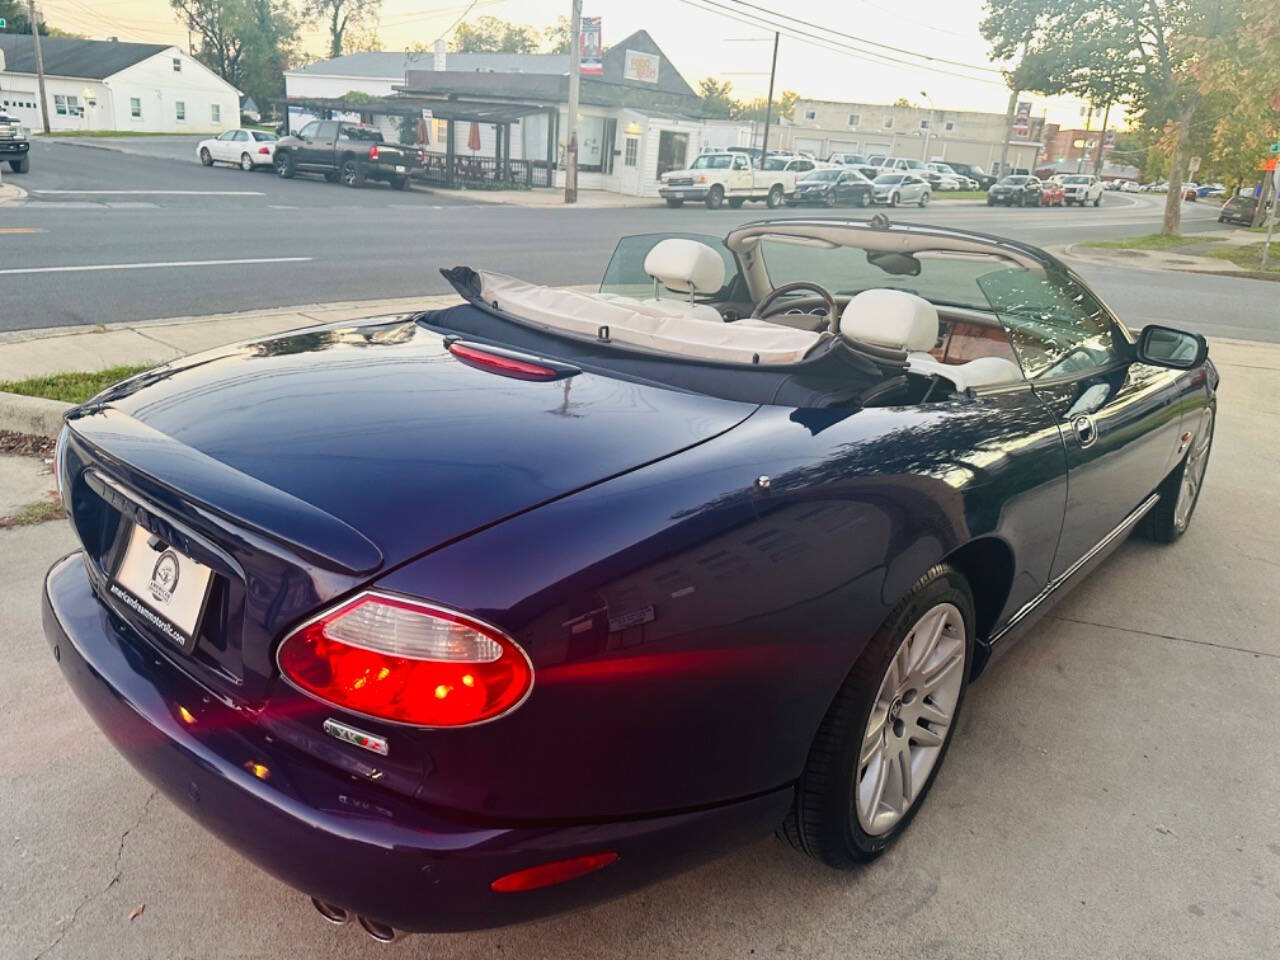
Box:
1072;414;1098;447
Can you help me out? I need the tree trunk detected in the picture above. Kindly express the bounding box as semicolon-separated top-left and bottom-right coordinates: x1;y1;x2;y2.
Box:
1161;108;1194;236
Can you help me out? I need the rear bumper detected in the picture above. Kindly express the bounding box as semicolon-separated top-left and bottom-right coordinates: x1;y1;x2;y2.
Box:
42;552;790;933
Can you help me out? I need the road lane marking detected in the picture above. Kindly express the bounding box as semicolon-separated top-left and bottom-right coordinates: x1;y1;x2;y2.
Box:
0;256;311;276
32;189;266;196
0;227;43;234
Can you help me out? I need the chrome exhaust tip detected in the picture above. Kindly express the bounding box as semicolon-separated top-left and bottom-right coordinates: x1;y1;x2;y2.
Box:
357;915;402;943
310;896;351;925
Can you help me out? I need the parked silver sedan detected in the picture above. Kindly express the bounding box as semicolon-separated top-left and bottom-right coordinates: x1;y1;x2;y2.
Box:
872;173;931;207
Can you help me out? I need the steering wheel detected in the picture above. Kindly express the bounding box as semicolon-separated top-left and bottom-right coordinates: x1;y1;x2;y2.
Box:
752;281;840;334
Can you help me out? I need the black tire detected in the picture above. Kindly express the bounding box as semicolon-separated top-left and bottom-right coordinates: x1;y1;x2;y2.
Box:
889;192;899;208
918;191;930;208
1139;405;1215;543
390;175;408;190
665;197;684;208
240;152;254;172
1016;194;1025;207
823;193;836;208
856;192;869;208
9;157;29;173
766;184;784;209
729;197;746;209
1093;195;1101;207
200;147;213;167
275;152;295;178
324;171;340;183
781;564;975;867
341;160;365;188
705;185;724;210
986;196;994;206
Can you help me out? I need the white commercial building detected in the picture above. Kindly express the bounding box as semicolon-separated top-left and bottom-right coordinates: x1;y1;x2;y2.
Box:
0;36;240;134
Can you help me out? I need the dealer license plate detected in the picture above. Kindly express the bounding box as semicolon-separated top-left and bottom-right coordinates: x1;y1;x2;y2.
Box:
110;524;213;651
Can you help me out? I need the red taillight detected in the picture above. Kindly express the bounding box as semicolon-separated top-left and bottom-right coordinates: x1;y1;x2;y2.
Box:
277;593;533;727
258;146;270;154
490;853;619;893
448;342;558;381
368;144;380;161
419;148;426;165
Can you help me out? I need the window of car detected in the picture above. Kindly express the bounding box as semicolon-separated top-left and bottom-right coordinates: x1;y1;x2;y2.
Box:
875;174;904;184
298;120;320;139
731;155;749;170
999;176;1029;186
338;123;378;141
976;268;1124;380
600;233;738;301
804;170;841;182
692;154;732;170
252;132;278;142
904;159;924;170
217;130;236;141
1060;175;1092;185
232;130;249;141
315;121;339;139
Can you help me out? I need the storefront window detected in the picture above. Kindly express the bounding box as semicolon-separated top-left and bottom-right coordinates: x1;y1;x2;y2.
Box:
657;130;688;177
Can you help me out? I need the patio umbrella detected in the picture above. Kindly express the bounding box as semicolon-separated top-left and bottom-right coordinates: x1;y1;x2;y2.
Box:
415;117;429;145
468;121;481;152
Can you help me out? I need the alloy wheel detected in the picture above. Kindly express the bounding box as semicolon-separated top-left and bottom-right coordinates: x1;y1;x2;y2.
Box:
240;153;253;172
855;602;966;836
1174;408;1214;532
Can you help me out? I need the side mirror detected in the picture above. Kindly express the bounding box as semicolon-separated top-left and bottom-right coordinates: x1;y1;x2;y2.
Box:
1136;324;1207;369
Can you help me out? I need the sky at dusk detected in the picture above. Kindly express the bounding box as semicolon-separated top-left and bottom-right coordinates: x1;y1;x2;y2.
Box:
39;0;1104;126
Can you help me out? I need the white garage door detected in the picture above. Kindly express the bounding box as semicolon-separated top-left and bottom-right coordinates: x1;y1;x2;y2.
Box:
793;137;824;157
829;140;860;154
863;142;892;156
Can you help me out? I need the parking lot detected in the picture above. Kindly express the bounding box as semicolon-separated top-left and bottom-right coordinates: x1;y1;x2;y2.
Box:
3;334;1276;960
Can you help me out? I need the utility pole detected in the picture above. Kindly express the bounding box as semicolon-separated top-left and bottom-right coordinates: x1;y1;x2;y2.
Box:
920;90;935;162
563;0;582;204
1263;143;1279;270
998;88;1017;178
758;32;779;163
1076;105;1094;174
28;0;50;134
1092;99;1112;178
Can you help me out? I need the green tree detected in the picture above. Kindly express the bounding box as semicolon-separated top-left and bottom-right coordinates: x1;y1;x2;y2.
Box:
732;90;798;122
981;0;1231;235
452;15;540;53
304;0;380;59
170;0;298;114
544;15;573;54
171;0;247;87
697;77;735;118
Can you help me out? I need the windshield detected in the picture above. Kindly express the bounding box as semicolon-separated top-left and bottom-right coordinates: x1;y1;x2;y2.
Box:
757;238;1017;313
998;176;1029;186
803;170;841;182
691;155;733;170
875;174;904;184
762;157;791;170
1060;176;1091;184
600;233;738;300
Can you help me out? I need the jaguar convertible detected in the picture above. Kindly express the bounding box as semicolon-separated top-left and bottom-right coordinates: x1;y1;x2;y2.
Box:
43;217;1216;940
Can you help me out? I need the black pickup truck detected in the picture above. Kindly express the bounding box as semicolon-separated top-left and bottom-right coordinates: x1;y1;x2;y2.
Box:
0;112;31;173
273;120;423;189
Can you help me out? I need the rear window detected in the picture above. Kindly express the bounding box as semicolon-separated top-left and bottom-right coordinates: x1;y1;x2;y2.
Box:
251;131;277;142
691;155;732;169
875;174;904;184
999;176;1029;185
804;170;841;182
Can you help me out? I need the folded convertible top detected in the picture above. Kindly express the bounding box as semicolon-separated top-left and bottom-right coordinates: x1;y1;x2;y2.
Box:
426;267;894;408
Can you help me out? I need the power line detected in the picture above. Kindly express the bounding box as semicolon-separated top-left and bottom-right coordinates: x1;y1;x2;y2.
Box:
679;0;1010;88
727;0;1005;74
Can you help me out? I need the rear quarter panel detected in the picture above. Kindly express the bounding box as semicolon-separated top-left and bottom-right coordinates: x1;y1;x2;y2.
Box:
369;393;1069;820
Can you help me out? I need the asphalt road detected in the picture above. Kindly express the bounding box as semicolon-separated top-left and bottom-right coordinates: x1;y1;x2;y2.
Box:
6;337;1277;960
2;139;1273;342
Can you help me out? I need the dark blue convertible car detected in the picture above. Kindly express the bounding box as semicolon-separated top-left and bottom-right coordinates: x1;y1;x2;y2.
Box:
43;218;1216;940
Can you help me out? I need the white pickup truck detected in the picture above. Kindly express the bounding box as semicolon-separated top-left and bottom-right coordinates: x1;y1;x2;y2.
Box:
659;152;817;209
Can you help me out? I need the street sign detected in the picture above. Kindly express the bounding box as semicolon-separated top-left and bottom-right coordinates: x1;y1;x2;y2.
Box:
0;17;7;29
1271;142;1280;155
1188;156;1201;173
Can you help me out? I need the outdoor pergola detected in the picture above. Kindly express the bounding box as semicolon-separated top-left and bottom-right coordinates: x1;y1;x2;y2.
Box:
275;94;560;188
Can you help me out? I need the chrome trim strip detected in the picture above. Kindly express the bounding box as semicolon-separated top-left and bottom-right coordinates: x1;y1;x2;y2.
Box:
990;492;1160;644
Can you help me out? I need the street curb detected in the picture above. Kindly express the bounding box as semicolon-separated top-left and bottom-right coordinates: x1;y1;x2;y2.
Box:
1058;241;1253;277
0;182;28;205
0;392;71;439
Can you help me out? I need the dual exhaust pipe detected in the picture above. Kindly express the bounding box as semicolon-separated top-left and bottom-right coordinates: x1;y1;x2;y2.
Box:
311;896;402;943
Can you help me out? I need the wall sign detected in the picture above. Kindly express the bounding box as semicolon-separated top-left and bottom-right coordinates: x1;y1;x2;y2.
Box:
623;50;660;84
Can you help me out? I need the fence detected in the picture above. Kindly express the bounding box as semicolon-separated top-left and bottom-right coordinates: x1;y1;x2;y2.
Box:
418;154;554;189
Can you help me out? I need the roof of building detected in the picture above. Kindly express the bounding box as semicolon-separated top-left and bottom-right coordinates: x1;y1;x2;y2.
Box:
400;32;700;113
290;50;571;79
0;35;171;79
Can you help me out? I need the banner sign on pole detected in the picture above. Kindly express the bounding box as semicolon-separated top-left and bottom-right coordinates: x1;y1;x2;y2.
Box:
579;17;603;76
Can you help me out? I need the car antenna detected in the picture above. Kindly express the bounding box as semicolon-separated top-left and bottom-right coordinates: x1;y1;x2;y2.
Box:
869;213;891;231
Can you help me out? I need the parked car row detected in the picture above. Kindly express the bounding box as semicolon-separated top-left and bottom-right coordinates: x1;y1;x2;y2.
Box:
197;121;426;189
987;174;1105;207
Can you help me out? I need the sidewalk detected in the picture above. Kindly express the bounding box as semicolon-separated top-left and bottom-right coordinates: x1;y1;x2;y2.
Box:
0;182;27;205
445;186;663;208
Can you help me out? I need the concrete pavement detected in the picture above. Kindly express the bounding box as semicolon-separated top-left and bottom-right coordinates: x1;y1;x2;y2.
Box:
3;336;1276;959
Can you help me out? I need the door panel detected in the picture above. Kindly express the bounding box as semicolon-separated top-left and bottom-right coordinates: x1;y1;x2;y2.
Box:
1033;364;1183;577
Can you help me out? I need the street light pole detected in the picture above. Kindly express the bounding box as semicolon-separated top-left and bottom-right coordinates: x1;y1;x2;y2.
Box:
28;0;50;134
920;90;935;162
563;0;582;204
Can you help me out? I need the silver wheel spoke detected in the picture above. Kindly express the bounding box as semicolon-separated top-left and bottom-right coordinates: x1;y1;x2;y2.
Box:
855;600;967;836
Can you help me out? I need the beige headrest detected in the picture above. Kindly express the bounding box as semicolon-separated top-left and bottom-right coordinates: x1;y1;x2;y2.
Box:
841;289;939;353
644;239;727;295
